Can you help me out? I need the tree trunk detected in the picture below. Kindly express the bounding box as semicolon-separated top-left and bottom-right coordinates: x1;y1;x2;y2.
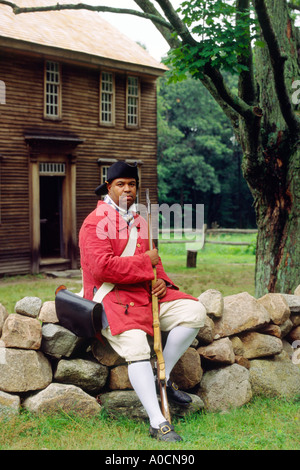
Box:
254;144;300;297
241;0;300;297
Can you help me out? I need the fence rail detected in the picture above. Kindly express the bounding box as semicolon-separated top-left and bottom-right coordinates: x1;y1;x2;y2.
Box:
158;227;257;267
158;227;257;246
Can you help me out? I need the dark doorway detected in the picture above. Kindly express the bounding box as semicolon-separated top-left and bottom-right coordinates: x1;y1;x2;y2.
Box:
40;176;63;258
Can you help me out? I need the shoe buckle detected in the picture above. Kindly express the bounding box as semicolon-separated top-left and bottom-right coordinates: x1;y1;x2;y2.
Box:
172;382;179;391
160;424;171;435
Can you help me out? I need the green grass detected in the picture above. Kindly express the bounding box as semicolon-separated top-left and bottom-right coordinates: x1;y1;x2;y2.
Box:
158;232;256;298
0;397;299;450
0;274;83;313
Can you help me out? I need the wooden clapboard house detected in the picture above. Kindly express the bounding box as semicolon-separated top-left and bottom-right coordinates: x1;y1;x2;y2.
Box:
0;0;166;275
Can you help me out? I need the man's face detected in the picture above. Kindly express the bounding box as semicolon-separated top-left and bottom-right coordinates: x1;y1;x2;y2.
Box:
107;178;137;209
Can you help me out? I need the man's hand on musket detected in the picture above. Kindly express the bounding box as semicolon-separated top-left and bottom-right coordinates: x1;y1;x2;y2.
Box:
146;248;159;267
152;278;167;299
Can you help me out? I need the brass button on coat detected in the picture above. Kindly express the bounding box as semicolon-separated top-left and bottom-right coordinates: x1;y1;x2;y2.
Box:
129;302;135;306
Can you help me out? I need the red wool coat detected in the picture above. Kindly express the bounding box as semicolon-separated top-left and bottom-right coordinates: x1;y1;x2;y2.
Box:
79;200;197;336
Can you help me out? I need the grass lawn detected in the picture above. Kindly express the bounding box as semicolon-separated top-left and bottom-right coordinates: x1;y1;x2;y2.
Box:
0;397;299;450
158;232;256;298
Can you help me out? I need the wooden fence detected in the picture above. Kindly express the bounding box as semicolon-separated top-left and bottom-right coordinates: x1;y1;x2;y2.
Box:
158;227;257;267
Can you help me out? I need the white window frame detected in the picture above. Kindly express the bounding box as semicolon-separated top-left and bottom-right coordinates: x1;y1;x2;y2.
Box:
39;162;66;176
100;71;115;126
126;76;140;128
44;61;61;119
101;165;110;185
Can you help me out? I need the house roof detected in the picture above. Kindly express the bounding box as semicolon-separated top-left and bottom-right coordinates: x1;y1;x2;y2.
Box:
0;0;167;75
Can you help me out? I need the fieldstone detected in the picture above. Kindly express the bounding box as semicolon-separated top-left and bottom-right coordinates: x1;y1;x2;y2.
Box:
260;324;282;338
230;336;244;355
279;318;294;337
287;326;300;342
38;301;58;324
0;348;52;393
0;390;20;419
238;332;282;359
109;365;132;390
294;285;300;296
23;383;101;417
197;316;215;345
280;294;300;313
257;293;290;325
213;292;270;338
99;390;204;420
0;303;8;336
99;390;146;420
1;313;42;350
15;296;42;318
290;313;300;327
198;289;223;319
198;363;252;411
171;347;203;389
282;339;294;359
54;358;109;394
235;355;250;369
249;352;300;398
91;337;123;367
41;324;84;359
197;337;235;365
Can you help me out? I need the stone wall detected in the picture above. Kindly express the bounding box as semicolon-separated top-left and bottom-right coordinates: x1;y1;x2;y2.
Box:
0;286;300;420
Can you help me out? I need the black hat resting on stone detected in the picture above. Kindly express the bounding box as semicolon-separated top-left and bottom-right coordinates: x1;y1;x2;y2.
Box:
95;161;139;196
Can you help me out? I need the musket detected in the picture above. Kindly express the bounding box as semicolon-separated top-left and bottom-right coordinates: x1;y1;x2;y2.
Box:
145;189;171;423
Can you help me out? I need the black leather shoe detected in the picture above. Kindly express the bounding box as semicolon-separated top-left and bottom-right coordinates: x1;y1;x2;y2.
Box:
166;379;192;405
149;421;183;442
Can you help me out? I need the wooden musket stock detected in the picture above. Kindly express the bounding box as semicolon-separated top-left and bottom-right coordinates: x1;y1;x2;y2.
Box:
146;189;171;423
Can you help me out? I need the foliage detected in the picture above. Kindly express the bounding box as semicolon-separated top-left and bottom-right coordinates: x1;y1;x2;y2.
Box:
165;0;259;80
157;73;256;227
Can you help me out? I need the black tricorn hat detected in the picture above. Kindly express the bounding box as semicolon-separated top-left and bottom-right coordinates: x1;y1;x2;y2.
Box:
95;161;139;196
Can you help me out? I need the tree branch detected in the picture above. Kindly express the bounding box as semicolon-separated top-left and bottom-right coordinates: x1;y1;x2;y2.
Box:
134;0;179;49
236;0;256;105
287;2;300;11
203;62;261;120
154;0;197;46
200;75;240;131
0;1;172;29
254;0;300;135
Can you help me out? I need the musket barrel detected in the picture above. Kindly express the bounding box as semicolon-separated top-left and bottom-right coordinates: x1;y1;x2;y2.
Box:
146;188;171;423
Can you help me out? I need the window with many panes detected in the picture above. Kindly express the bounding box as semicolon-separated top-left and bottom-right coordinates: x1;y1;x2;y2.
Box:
44;61;61;119
100;71;115;126
126;76;140;127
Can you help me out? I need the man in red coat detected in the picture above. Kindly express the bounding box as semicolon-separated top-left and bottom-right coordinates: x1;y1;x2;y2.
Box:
79;161;206;442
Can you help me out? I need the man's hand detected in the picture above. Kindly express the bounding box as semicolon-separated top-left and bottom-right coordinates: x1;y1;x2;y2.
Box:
152;279;167;299
146;248;159;266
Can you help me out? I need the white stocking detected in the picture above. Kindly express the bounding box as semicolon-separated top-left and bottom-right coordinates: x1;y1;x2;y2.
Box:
163;326;199;380
127;361;166;428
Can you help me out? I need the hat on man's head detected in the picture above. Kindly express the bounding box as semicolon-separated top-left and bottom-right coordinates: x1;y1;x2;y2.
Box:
95;160;139;196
